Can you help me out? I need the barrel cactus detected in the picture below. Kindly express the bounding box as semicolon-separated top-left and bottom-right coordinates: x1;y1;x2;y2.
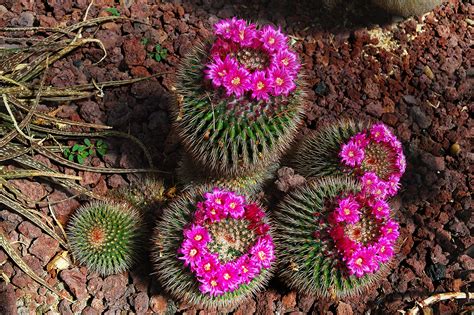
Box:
174;18;306;178
152;185;275;310
274;176;399;299
67;201;142;276
293;120;405;198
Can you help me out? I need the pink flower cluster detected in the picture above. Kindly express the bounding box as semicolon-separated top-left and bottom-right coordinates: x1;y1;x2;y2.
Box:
178;188;275;296
339;123;405;198
205;18;300;100
329;192;399;277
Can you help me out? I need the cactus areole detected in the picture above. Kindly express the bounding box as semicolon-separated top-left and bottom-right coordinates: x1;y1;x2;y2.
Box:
174;18;305;177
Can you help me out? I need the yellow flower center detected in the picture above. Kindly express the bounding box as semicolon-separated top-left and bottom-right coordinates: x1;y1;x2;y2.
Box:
211;280;217;287
256;81;265;90
268;37;275;44
215;198;222;205
242;265;248;273
204;263;211;271
231;77;240;86
189;249;197;257
218;70;226;77
224;273;231;280
239;30;245;40
387;228;392;233
276;77;283;86
194;234;202;241
348;151;354;157
355;258;363;266
210;208;216;215
229;202;236;209
380;246;385;253
366;180;372;185
258;251;266;261
282;58;289;66
344;208;351;215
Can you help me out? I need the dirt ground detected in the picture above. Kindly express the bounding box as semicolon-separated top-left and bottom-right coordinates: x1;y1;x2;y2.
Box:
0;0;472;314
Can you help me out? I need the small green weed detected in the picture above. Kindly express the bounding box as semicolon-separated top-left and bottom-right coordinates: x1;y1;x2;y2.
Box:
63;139;108;165
148;44;168;62
105;7;120;16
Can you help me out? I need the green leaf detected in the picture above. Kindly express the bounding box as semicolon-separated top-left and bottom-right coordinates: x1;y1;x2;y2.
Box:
63;148;70;156
77;155;85;165
140;38;149;45
96;139;104;146
105;7;120;16
154;54;161;62
88;149;94;155
96;148;107;157
72;144;80;152
84;138;91;146
68;154;75;162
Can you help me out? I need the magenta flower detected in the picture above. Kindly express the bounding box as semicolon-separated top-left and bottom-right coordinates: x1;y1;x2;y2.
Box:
204;188;229;221
386;174;401;196
199;271;224;296
244;203;265;223
236;255;259;284
380;219;399;242
225;193;246;219
339;141;364;167
269;67;296;96
370;123;391;143
273;49;300;74
185;225;211;246
346;246;378;277
261;25;287;52
352;132;369;147
195;253;220;278
396;153;406;174
205;56;238;87
214;19;233;39
250;236;275;268
219;263;239;291
229;19;257;46
375;237;394;263
388;134;403;152
361;172;379;191
250;71;273;101
204;188;228;207
370;180;388;200
178;239;205;267
223;67;250;97
371;199;390;220
334;195;360;223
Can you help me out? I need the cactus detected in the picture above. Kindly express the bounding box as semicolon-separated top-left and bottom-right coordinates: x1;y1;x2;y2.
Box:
293;120;405;198
152;184;275;310
67;201;142;276
176;155;278;194
274;176;398;299
371;0;444;17
173;18;306;178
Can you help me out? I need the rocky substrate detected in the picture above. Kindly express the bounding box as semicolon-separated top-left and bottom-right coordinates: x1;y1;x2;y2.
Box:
0;0;472;314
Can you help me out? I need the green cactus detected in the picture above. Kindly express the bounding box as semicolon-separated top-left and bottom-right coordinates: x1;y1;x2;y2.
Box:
152;184;274;310
67;201;142;276
176;155;278;194
292;119;369;178
173;41;306;178
273;176;392;299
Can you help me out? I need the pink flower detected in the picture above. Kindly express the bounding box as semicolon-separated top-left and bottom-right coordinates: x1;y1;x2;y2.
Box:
244;203;265;223
209;38;236;59
229;19;257;46
204;188;228;207
273;49;300;74
205;56;238;87
223;67;250;97
261;25;287;52
361;172;379;192
386;174;401;196
346;246;378;277
375;237;394;263
380;219;399;242
388;134;403;152
198;271;223;296
340;141;365;167
225;192;246;219
236;255;260;284
204;188;229;221
334;195;360;223
250;71;273;101
195;253;220;278
370;180;388;199
370;123;391;143
178;239;205;267
352;132;369;147
396;153;406;174
371;199;390;220
250;236;275;268
184;225;211;246
219;263;239;291
269;67;296;96
214;19;233;39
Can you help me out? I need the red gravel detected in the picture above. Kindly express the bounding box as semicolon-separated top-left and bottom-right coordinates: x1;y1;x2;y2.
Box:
0;0;472;314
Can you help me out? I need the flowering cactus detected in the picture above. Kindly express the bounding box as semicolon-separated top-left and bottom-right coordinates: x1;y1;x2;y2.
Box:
152;185;275;309
293;120;405;197
174;18;306;178
274;177;398;299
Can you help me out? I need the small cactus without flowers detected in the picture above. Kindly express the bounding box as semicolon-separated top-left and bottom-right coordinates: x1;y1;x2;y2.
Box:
67;201;142;276
174;18;306;177
274;176;399;299
152;185;275;309
293;120;405;198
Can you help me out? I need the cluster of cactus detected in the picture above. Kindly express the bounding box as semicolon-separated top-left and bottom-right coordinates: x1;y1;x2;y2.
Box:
67;201;142;276
274;120;405;298
173;17;306;188
152;185;275;309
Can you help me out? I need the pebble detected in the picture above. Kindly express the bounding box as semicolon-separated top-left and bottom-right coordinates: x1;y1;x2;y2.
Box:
29;235;59;264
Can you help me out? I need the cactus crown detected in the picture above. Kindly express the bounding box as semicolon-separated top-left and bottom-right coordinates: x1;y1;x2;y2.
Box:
67;201;142;276
274;177;397;299
174;18;305;176
153;185;274;309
